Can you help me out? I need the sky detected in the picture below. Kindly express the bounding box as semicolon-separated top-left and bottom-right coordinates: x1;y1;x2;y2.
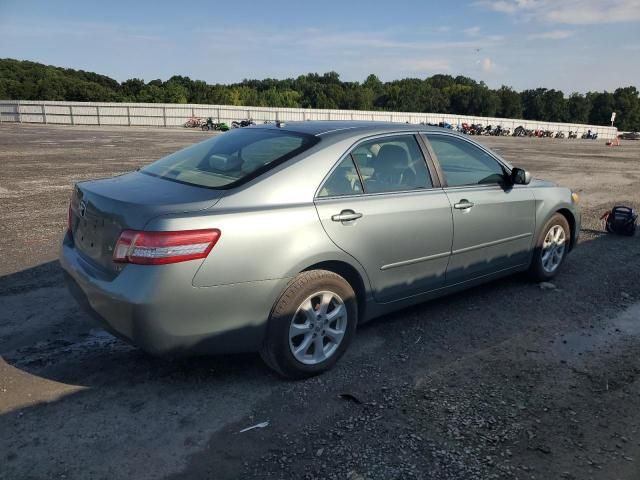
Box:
1;0;639;92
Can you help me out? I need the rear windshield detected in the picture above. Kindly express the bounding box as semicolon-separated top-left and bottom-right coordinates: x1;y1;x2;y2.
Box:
141;128;318;189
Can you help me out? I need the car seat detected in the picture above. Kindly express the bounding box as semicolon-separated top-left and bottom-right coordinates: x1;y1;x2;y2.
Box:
367;145;415;192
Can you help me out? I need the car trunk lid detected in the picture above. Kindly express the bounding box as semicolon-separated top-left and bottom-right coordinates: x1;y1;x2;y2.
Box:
70;171;224;272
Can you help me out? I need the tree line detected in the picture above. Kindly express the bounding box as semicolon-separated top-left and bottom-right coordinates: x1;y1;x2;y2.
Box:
1;58;639;130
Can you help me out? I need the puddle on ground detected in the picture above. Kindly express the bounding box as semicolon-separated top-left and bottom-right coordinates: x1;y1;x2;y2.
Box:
548;302;640;362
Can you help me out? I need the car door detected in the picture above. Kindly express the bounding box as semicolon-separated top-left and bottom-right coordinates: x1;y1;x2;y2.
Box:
314;133;453;303
423;133;536;286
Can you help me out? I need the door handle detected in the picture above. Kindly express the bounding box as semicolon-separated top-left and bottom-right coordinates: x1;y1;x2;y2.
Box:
331;210;363;222
454;199;474;210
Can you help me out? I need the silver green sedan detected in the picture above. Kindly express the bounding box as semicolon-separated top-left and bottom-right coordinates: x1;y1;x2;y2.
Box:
60;121;580;378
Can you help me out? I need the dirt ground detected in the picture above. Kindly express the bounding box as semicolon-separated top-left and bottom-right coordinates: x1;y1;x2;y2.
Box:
1;123;639;480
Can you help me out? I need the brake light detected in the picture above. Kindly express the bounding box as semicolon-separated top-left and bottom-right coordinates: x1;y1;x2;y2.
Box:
113;229;220;265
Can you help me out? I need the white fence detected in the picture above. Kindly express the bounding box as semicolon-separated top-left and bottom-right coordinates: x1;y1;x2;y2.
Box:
0;100;618;139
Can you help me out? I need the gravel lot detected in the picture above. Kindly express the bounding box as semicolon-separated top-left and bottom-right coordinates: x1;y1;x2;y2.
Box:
1;124;639;480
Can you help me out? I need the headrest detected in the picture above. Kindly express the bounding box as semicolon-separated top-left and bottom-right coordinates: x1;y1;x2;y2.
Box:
208;154;243;172
373;145;409;174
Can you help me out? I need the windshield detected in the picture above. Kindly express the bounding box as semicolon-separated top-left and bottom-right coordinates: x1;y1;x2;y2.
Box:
141;128;318;189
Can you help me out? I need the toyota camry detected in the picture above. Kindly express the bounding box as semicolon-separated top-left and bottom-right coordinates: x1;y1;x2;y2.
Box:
61;121;580;378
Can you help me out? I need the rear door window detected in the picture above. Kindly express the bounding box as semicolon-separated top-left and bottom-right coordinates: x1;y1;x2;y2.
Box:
318;157;363;197
142;128;318;189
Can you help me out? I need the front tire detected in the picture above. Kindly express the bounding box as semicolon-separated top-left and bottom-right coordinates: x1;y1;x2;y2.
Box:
529;213;570;281
260;270;357;379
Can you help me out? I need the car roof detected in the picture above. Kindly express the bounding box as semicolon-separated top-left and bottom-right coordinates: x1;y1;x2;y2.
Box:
254;120;446;138
264;120;513;170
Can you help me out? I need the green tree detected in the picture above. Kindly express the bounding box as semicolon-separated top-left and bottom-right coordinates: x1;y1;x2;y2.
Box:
259;88;301;108
137;84;165;103
427;74;456;90
163;82;188;103
587;92;615;125
363;74;384;97
567;93;591;123
496;86;523;119
121;78;145;100
444;84;472;115
542;89;568;122
613;87;640;131
468;85;500;117
2;58;640;129
189;80;210;103
521;89;546;120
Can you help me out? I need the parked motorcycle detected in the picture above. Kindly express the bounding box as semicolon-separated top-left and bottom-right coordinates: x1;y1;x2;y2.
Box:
184;116;204;128
513;126;527;137
464;123;485;135
232;119;256;128
490;125;509;136
201;118;229;131
568;131;578;139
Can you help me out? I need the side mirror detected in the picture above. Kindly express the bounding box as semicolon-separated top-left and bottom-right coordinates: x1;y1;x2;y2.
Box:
511;167;531;185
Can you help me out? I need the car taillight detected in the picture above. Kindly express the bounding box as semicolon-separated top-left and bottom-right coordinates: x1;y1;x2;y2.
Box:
113;229;220;265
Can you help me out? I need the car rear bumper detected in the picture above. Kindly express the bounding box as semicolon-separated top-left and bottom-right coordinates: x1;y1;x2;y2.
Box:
60;235;290;355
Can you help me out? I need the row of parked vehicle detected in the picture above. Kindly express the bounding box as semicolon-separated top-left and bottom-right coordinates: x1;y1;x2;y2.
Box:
184;116;267;131
424;122;601;140
513;126;599;139
619;131;640;140
183;117;252;131
186;116;614;141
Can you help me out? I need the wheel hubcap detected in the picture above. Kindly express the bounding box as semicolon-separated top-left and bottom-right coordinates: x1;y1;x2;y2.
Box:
541;225;566;273
289;291;347;365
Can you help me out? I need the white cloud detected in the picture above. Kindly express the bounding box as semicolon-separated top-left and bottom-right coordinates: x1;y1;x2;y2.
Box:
2;13;638;92
464;26;481;36
194;27;502;53
475;0;538;14
476;0;640;24
397;58;452;72
546;1;640;24
527;30;575;40
480;57;495;72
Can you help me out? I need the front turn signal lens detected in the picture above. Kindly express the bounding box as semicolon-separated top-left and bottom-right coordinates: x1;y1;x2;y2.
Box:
571;192;580;204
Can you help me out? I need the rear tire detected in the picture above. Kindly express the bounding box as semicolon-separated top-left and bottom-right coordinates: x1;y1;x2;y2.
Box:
528;213;570;282
260;270;357;379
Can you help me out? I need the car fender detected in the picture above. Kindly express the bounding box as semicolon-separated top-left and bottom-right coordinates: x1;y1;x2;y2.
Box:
530;188;580;249
146;201;373;291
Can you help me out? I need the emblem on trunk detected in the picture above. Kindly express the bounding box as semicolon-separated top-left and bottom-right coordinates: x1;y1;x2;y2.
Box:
79;200;87;218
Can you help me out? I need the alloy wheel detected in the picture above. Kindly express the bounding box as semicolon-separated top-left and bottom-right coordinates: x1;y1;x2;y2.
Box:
289;291;348;365
541;225;566;273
